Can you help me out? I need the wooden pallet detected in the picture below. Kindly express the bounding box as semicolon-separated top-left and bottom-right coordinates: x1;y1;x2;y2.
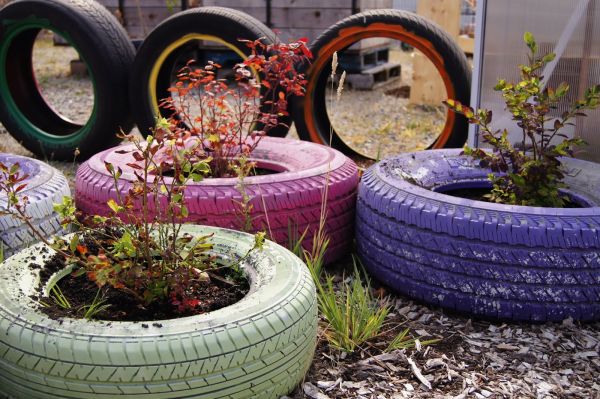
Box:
346;61;402;90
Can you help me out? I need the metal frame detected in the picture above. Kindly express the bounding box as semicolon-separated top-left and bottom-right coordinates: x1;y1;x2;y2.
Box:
467;0;486;147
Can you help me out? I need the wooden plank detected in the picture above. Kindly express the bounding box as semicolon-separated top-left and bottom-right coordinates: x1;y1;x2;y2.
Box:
409;0;460;105
208;7;351;29
95;0;392;40
120;7;179;38
360;0;393;9
97;0;119;7
202;0;352;8
272;28;325;44
274;0;351;7
417;0;460;37
458;35;474;55
270;8;352;29
124;0;179;6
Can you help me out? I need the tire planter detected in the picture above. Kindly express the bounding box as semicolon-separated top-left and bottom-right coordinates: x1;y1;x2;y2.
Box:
0;153;70;258
130;6;289;138
291;9;471;158
76;137;359;263
0;225;317;398
356;149;600;321
0;0;135;160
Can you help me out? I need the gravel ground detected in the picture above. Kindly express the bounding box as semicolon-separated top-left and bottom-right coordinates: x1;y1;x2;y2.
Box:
325;48;445;160
2;33;600;399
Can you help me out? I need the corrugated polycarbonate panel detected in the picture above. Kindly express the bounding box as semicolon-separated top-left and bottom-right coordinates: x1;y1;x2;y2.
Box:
478;0;600;161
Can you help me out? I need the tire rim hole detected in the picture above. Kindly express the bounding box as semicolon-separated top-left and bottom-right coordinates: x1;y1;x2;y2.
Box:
158;38;260;134
324;38;448;160
31;30;94;127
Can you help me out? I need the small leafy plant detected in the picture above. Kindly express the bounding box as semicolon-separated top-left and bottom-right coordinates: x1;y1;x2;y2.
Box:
445;32;600;207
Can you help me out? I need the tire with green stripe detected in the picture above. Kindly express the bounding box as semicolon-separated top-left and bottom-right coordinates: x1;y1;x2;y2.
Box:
0;225;317;399
0;0;135;160
130;6;290;138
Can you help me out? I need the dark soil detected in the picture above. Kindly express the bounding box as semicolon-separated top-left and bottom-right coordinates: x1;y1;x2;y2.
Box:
37;266;248;321
32;232;249;322
38;253;67;285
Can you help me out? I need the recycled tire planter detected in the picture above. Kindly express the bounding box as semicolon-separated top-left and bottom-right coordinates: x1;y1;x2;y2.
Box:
130;6;289;138
0;0;135;160
356;149;600;322
76;137;359;263
291;9;471;158
0;153;70;258
0;225;317;399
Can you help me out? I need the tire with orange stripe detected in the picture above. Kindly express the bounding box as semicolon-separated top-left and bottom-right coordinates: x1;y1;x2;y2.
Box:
291;9;471;157
129;7;289;137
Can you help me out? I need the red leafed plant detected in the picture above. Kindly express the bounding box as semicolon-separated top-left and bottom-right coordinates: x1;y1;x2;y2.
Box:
159;38;312;177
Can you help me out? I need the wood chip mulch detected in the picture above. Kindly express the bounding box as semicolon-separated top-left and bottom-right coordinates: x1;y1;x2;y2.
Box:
286;294;600;399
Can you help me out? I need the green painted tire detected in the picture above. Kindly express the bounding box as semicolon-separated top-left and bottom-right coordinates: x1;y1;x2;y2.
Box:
0;0;135;160
0;225;317;398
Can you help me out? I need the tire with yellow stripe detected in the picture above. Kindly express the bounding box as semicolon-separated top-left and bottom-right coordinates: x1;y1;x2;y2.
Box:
291;9;471;157
129;7;288;137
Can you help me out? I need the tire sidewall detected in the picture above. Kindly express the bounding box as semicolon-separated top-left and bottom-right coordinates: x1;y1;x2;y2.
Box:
82;136;351;188
371;149;600;222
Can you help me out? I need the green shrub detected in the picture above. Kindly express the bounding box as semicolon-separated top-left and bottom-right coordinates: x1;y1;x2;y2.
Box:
445;32;600;207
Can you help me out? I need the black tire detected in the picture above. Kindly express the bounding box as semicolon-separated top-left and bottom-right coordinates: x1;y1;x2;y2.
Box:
0;0;135;160
291;9;471;158
357;149;600;321
130;6;291;138
0;153;71;258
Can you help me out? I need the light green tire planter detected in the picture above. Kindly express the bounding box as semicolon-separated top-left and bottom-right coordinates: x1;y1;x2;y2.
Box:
0;225;317;398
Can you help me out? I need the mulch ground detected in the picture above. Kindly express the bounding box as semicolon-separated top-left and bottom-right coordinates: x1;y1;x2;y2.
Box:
287;288;600;399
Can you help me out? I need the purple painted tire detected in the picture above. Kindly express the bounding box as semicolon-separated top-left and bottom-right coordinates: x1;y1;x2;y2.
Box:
0;153;70;257
76;137;358;263
356;149;600;321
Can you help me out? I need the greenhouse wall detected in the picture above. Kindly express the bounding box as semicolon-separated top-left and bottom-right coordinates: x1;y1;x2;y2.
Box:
471;0;600;162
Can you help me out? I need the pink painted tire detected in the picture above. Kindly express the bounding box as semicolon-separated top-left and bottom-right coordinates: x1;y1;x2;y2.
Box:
75;137;358;263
